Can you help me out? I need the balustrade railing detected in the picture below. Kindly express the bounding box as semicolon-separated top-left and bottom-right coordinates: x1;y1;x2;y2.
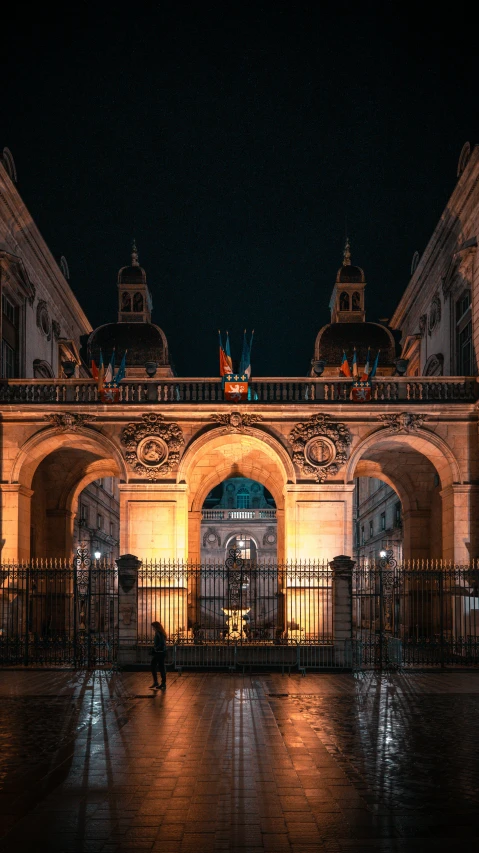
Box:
0;376;477;404
202;509;277;520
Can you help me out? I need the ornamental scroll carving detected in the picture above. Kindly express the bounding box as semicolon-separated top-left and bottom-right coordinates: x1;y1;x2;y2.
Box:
43;413;95;431
121;413;184;480
289;414;352;482
378;412;427;433
210;411;262;434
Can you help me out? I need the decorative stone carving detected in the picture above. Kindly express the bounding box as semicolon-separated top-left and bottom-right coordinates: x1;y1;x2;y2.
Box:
378;412;427;433
418;314;427;338
43;413;95;431
36;299;51;340
263;527;277;546
51;319;61;340
210;411;262;434
428;294;441;335
121;413;184;480
289;414;352;482
203;528;221;547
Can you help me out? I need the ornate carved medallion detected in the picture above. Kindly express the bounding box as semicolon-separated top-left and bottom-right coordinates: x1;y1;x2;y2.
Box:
121;413;184;479
289;414;351;482
210;411;262;434
378;412;426;433
43;413;95;431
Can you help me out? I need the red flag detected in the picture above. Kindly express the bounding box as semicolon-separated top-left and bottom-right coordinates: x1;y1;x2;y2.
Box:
339;351;351;377
91;360;99;382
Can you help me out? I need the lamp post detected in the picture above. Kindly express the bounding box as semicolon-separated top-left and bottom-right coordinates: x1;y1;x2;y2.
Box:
311;358;326;376
145;361;158;378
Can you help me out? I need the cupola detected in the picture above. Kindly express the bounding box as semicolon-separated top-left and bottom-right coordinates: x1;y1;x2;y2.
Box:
329;238;366;323
117;240;152;323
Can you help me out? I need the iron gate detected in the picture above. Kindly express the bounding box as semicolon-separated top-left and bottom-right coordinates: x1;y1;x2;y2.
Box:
0;547;118;666
352;552;479;669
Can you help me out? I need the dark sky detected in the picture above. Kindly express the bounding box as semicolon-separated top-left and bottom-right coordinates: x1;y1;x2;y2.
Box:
2;2;478;376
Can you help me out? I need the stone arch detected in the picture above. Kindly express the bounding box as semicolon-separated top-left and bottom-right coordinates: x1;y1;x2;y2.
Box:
178;428;295;512
177;428;294;562
347;428;461;559
10;426;126;559
346;428;460;489
12;426;127;489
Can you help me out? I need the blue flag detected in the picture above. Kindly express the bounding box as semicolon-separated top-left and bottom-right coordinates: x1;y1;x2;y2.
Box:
114;351;127;385
369;350;380;379
240;330;254;379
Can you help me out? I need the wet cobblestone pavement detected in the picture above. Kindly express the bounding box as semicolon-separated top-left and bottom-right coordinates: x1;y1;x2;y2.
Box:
0;670;478;851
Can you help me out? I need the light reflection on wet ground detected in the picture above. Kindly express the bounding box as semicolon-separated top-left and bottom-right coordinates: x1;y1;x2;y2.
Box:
0;670;478;851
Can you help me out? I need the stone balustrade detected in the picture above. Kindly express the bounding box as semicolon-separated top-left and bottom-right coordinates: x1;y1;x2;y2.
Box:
202;508;277;521
0;376;477;404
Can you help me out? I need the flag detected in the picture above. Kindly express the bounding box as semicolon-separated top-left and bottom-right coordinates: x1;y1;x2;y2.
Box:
352;349;358;379
218;331;230;377
339;351;351;378
239;329;254;380
114;350;127;385
360;348;371;382
104;349;115;385
369;350;380;379
225;331;233;372
91;359;99;382
98;350;105;389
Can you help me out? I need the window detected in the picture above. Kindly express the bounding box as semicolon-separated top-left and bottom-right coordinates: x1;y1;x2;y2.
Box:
456;291;472;375
97;514;103;529
121;292;131;311
381;512;386;531
236;488;250;509
133;292;144;312
361;526;365;545
110;522;115;537
2;295;16;324
395;503;402;527
80;504;89;523
339;292;350;310
369;520;373;539
1;340;16;378
352;291;361;310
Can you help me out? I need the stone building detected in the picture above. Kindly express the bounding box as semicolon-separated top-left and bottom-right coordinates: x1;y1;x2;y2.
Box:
201;478;277;565
0;141;478;584
354;141;479;561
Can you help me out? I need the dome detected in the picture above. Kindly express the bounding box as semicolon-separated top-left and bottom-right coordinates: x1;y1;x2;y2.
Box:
315;322;397;366
87;322;169;367
118;265;147;285
337;264;365;284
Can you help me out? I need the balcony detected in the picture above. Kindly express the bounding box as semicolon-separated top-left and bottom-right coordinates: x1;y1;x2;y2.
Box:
0;376;477;404
202;509;277;521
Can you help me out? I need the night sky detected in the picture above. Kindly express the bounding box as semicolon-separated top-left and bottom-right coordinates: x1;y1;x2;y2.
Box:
2;2;478;377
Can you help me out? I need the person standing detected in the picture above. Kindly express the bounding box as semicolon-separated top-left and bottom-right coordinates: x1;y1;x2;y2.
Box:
150;621;167;690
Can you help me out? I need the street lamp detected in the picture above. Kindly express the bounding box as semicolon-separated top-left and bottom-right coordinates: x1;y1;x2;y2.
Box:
94;550;101;560
379;549;387;559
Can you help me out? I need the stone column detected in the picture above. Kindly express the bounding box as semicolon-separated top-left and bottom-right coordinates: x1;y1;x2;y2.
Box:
116;553;141;667
330;554;355;667
440;484;479;563
0;484;34;561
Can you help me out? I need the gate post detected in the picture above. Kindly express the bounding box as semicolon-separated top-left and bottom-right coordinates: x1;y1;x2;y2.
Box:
330;554;355;668
116;553;141;667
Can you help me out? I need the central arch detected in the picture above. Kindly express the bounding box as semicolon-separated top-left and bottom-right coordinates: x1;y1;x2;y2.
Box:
177;428;295;562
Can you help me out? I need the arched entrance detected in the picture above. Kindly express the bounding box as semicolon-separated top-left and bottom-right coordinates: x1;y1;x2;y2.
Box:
347;429;465;561
178;429;294;563
9;427;126;560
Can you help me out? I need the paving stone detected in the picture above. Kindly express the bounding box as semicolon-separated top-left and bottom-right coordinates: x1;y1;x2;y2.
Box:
0;670;479;850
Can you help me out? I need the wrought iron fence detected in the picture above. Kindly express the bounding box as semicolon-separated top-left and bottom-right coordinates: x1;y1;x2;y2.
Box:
352;553;479;669
0;549;118;666
137;552;334;651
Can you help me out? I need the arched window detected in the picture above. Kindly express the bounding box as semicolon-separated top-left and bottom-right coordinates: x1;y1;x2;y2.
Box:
352;291;361;310
133;292;143;312
236;487;250;509
121;292;131;311
339;292;350;310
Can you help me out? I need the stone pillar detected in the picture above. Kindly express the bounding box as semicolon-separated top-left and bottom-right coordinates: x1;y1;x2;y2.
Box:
402;508;431;560
283;483;355;562
440;484;479;562
0;484;33;561
330;554;355;668
116;553;141;667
